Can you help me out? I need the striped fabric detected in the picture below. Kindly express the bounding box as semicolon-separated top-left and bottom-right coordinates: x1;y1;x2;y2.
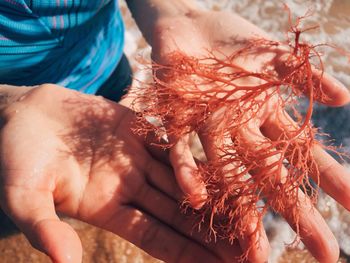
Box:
0;0;125;94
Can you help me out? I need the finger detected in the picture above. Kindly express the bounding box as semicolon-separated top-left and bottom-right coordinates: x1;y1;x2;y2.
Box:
198;130;270;263
312;69;350;106
103;205;223;263
239;125;339;263
131;183;244;262
273;49;350;106
312;146;350;209
281;188;339;263
136;123;207;208
169;135;207;209
143;130;171;165
0;186;82;263
237;212;270;263
261;111;350;211
144;157;183;201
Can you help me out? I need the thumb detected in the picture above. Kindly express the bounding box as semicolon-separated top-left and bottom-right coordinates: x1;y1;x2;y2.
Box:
275;52;350;106
311;69;350;106
169;135;208;209
29;219;82;263
1;187;82;263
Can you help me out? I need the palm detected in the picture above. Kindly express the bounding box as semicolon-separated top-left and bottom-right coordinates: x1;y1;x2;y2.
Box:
149;9;350;263
1;86;146;216
0;85;243;263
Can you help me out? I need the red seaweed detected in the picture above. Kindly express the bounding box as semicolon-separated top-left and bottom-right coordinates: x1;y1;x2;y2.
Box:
130;7;345;260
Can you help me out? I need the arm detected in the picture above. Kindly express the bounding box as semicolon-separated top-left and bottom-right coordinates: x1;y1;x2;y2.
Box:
125;1;350;262
126;0;197;45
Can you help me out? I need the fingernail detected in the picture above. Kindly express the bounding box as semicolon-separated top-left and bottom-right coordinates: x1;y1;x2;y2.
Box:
191;189;208;210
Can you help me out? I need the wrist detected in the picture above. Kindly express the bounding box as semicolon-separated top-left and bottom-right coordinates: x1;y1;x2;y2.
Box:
126;0;198;46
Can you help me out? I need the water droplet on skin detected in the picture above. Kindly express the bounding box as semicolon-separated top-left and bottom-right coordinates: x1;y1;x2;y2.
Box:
18;94;27;101
14;110;19;114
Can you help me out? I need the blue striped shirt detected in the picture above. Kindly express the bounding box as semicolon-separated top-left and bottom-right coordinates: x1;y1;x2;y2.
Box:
0;0;125;94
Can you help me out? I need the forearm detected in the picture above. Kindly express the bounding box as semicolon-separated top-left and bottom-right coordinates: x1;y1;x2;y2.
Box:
126;0;198;46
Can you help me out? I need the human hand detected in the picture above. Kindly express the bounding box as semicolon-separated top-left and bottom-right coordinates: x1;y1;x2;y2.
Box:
147;6;350;263
0;84;245;263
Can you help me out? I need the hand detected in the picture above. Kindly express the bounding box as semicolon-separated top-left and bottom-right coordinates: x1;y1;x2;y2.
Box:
0;84;244;263
149;7;350;263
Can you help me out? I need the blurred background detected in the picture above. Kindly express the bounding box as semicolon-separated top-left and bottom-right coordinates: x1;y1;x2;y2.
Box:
1;0;349;262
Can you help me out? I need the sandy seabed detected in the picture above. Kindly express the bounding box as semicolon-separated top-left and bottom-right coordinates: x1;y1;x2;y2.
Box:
1;0;349;262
